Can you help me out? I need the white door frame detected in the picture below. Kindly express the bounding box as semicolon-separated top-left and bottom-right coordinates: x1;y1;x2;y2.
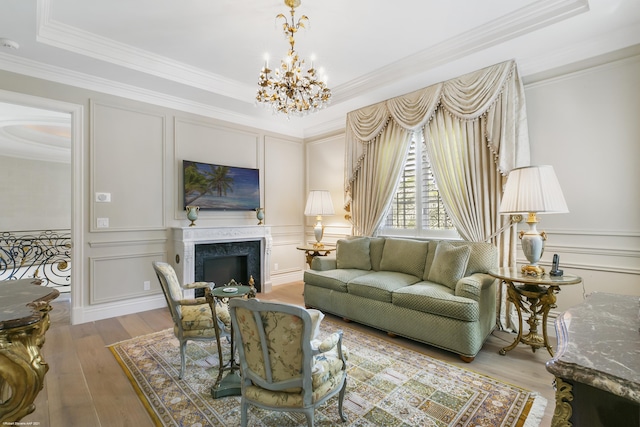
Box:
0;89;84;324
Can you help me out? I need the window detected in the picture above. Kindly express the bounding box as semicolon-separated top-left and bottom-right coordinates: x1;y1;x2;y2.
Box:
379;134;458;239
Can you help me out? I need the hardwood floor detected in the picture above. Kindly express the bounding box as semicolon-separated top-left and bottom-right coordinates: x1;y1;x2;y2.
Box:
24;282;556;426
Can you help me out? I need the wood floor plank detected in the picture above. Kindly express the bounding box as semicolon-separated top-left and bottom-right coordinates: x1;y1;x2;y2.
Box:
115;311;158;340
24;323;101;427
75;330;154;427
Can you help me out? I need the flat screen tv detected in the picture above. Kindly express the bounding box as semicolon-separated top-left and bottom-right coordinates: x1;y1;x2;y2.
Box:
183;160;260;211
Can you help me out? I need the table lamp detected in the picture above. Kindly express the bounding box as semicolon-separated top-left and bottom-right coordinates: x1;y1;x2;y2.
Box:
499;165;568;276
304;190;335;248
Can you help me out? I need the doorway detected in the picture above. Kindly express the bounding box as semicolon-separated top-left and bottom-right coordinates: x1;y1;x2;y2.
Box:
0;89;83;323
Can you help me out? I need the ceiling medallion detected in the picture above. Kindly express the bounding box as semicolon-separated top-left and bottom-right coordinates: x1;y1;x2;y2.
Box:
256;0;331;117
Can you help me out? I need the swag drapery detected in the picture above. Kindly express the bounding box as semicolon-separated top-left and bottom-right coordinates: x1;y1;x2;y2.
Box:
344;59;530;330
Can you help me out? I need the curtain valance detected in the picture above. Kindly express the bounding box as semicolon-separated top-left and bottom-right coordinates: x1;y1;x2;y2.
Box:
345;59;529;205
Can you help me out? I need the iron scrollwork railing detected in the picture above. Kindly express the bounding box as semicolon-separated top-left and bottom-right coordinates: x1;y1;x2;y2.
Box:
0;229;71;290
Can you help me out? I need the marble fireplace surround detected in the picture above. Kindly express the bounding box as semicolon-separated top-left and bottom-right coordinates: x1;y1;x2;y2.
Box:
172;226;272;293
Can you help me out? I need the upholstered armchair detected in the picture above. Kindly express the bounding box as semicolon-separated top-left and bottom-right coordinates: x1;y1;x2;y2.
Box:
229;298;347;427
152;261;230;379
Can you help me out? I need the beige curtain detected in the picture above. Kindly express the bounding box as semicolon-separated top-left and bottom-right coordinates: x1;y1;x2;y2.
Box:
344;59;529;331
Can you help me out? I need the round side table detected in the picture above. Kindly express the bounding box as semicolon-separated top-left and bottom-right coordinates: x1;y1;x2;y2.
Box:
489;267;581;357
207;285;253;398
296;244;336;268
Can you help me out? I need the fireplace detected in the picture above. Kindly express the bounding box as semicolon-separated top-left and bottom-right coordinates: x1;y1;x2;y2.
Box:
195;240;261;287
172;226;272;293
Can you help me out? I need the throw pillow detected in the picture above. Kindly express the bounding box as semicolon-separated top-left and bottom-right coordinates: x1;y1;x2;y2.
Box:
379;238;429;278
427;241;472;290
336;237;372;270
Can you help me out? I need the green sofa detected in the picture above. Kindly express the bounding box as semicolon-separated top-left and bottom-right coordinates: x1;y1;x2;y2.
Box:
303;237;498;362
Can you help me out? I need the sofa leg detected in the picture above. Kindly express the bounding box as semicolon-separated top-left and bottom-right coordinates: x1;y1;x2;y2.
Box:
387;332;397;338
459;355;475;363
342;317;352;323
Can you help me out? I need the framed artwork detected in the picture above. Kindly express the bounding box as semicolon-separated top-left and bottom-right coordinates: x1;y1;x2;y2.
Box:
183;160;260;211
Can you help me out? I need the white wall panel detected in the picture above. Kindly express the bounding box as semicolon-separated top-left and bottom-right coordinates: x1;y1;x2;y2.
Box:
91;101;165;231
90;251;165;304
305;133;352;244
524;54;640;313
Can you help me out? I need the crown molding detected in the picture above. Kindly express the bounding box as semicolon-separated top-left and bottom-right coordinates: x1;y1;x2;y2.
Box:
331;0;589;104
35;0;256;104
0;52;305;138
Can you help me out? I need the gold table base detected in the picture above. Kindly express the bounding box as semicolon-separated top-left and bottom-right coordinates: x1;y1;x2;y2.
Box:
0;280;58;422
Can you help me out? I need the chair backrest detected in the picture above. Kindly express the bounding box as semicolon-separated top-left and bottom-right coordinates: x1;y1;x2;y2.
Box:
229;298;315;399
152;261;184;323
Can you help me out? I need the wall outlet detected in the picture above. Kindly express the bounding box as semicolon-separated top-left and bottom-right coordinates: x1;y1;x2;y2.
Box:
95;192;111;202
274;263;279;271
143;280;151;291
96;217;109;228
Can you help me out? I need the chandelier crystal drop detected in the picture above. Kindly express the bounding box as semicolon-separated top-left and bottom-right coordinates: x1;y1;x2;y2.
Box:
256;0;331;117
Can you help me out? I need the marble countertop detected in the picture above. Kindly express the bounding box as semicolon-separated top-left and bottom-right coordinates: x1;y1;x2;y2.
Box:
0;279;59;329
546;292;640;404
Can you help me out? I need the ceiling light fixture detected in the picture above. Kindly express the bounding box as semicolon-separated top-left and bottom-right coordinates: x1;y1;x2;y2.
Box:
256;0;331;117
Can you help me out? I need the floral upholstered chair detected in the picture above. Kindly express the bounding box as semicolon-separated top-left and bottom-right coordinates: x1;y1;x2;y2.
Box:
152;261;230;379
229;298;348;427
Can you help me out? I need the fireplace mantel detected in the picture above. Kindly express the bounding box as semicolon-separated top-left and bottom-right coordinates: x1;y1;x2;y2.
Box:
171;226;272;293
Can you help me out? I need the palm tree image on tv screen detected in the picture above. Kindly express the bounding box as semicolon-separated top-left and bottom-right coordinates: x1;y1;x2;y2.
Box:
183;160;260;210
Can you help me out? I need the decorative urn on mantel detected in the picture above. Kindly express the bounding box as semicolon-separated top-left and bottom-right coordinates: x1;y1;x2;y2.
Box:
186;206;199;227
255;208;265;225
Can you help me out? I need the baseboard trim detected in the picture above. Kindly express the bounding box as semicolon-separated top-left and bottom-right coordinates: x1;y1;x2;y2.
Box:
72;294;167;325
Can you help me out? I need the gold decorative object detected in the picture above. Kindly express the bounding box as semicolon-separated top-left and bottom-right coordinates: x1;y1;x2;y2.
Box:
256;0;331;117
551;377;573;427
0;280;58;422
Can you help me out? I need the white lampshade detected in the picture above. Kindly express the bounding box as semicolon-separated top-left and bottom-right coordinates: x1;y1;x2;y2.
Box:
304;191;335;216
499;165;568;214
500;165;568;276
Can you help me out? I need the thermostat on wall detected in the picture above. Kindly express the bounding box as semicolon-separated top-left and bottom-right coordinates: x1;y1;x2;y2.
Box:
95;192;111;202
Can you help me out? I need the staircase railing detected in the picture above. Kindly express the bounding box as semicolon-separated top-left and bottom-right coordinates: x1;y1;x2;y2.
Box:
0;229;71;290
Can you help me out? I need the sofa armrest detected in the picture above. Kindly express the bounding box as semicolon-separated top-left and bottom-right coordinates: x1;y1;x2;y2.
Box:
455;273;497;301
311;256;337;271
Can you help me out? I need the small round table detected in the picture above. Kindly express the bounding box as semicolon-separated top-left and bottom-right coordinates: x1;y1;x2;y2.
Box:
207;285;254;399
489;267;582;357
296;244;336;268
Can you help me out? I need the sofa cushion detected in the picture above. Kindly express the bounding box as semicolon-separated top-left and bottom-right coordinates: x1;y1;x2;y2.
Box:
427;241;471;290
347;271;420;303
449;242;497;276
336;237;371;270
303;269;370;293
369;237;386;271
379;238;429;278
392;282;479;322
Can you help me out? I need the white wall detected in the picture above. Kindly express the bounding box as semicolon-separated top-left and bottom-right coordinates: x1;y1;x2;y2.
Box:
0;156;71;231
524;53;640;314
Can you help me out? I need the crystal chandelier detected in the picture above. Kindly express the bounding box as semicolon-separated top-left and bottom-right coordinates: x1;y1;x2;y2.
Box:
256;0;331;117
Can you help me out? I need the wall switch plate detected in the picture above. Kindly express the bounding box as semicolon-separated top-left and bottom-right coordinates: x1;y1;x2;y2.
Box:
97;218;109;228
95;192;111;202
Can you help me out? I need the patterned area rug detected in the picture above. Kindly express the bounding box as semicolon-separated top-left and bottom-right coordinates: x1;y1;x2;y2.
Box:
109;319;545;426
